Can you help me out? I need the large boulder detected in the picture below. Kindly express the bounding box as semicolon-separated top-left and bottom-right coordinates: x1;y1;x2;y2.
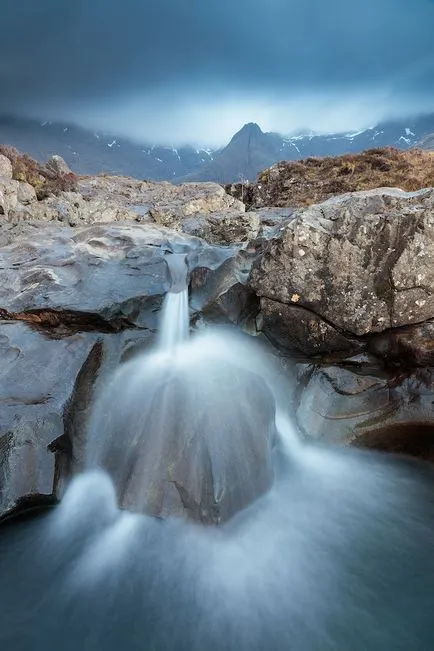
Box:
0;217;250;523
16;182;37;206
0;177;20;216
87;333;277;524
0;177;37;220
251;188;434;356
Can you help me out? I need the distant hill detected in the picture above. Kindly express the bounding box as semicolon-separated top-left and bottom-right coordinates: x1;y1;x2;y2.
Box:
0;115;214;181
2;113;434;183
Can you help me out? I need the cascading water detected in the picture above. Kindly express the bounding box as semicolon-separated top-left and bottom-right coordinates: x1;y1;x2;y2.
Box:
2;254;434;650
86;252;281;522
157;253;189;350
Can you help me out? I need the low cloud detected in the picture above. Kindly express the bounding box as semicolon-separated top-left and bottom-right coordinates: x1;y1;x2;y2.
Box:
2;0;434;144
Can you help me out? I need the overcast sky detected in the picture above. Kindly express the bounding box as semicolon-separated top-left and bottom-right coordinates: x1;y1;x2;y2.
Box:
2;0;434;145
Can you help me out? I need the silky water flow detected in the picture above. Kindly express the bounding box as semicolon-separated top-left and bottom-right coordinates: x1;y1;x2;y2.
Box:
2;253;434;651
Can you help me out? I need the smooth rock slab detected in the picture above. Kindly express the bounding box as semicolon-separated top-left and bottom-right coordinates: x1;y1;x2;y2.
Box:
88;344;277;524
296;360;434;444
0;223;235;329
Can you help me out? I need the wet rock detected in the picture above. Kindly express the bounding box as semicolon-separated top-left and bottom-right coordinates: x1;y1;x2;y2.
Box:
258;298;362;356
296;360;434;445
251;188;434;355
190;249;259;328
0;222;235;330
88;352;276;524
0;323;100;520
352;422;434;461
198;283;260;330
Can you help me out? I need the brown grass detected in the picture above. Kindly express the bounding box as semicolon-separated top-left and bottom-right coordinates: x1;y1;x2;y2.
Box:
227;147;434;209
0;145;78;200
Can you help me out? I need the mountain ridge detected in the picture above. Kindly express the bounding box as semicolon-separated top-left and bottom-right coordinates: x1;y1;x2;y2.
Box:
1;113;434;184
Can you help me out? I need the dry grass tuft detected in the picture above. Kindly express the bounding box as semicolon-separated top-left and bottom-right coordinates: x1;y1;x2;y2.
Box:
227;147;434;209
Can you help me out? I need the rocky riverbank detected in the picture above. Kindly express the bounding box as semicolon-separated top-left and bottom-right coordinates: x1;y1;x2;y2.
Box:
1;149;434;522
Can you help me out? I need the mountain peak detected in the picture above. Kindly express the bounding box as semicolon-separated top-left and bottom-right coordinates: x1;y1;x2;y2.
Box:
242;122;263;132
232;122;263;139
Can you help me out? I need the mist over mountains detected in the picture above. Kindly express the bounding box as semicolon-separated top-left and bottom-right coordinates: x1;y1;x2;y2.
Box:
1;112;434;184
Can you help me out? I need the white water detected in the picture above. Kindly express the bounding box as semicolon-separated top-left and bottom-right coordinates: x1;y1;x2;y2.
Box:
2;253;434;650
86;252;295;520
158;254;189;350
158;287;189;350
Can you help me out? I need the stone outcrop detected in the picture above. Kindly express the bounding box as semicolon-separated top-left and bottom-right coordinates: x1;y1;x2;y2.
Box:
76;175;245;226
251;188;434;356
0;164;259;245
46;155;72;177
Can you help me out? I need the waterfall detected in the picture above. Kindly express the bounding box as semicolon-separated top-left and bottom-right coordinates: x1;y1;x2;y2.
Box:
158;254;189;351
3;253;434;651
85;252;286;522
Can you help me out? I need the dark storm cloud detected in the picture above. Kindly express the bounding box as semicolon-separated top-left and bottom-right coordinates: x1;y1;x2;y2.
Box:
1;0;434;140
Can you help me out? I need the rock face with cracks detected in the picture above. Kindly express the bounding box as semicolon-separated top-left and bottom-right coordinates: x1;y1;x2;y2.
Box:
251;188;434;356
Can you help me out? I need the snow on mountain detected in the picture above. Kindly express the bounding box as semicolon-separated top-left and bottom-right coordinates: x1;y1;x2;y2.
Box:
1;113;434;183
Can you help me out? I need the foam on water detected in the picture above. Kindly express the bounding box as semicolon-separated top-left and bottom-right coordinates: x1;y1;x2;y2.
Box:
2;449;434;650
86;252;293;520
